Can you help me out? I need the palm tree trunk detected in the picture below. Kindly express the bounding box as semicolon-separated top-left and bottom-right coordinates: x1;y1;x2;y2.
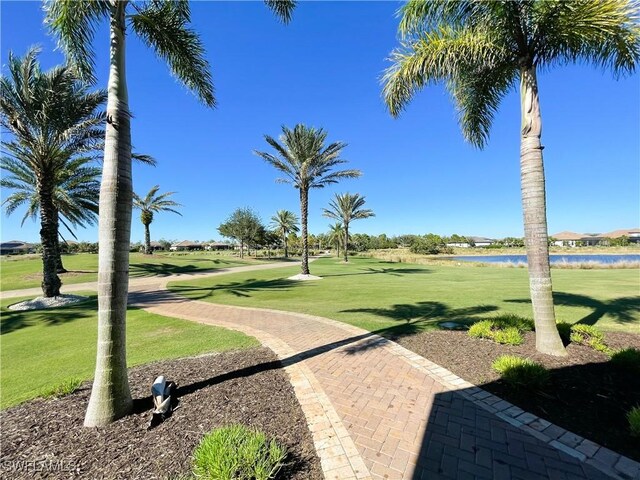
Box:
55;220;67;274
519;66;566;357
38;174;62;297
283;232;288;258
240;239;244;259
343;223;349;262
85;0;133;427
300;188;310;274
144;222;152;255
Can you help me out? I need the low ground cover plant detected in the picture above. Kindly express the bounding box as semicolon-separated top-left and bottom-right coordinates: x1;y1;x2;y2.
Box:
570;324;613;355
492;355;550;389
610;348;640;374
193;424;287;480
468;314;534;345
628;406;640;437
40;378;82;400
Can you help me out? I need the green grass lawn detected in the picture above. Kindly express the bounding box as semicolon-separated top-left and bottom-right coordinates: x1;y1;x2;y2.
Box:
168;256;640;335
0;251;260;291
0;294;258;409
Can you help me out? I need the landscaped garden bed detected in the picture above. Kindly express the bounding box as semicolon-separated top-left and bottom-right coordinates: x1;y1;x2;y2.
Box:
391;328;640;462
0;348;322;479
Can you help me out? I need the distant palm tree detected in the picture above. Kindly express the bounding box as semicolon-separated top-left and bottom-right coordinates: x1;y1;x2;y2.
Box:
382;0;640;356
323;193;375;262
270;210;299;258
1;156;101;273
0;48;105;297
46;0;296;426
327;222;345;258
255;124;361;275
133;186;182;255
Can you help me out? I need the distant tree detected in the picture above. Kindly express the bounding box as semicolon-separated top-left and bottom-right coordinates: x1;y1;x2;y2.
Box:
396;234;418;248
327;222;345;258
255;124;360;275
0;49;105;296
323;193;375;262
270;210;299;258
383;0;640;355
218;208;264;259
410;234;453;255
133;185;182;255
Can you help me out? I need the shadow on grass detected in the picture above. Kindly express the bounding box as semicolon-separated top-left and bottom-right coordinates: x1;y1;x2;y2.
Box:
506;292;640;326
1;296;97;335
320;266;429;278
129;258;242;278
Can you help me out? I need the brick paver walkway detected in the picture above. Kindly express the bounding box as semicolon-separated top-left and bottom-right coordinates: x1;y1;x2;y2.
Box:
128;283;624;480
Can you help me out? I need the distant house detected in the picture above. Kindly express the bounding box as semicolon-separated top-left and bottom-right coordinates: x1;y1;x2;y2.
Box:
205;242;234;251
551;231;585;247
0;240;35;255
169;240;203;251
446;236;496;248
149;241;165;251
601;228;640;244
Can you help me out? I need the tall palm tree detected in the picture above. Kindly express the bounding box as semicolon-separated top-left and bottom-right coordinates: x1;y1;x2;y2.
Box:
1;155;101;273
270;209;299;258
0;48;105;297
382;0;640;356
255;124;361;275
323;193;375;262
133;185;182;255
45;0;295;426
327;222;345;258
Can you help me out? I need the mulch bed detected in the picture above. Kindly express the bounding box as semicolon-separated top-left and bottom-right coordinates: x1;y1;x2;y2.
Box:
392;329;640;462
0;348;322;479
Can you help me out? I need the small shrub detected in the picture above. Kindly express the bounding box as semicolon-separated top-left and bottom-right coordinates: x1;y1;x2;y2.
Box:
492;355;550;389
610;348;640;374
492;314;534;332
468;320;493;339
193;424;287;480
40;378;82;399
628;406;640;437
492;327;524;346
569;324;611;354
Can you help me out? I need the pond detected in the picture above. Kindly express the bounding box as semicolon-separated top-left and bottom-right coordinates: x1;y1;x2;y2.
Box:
452;254;640;265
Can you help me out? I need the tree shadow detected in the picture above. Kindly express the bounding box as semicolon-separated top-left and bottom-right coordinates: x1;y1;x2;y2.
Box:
341;301;498;341
321;267;429;278
506;292;640;326
129;259;241;278
160;278;302;301
1;296;97;335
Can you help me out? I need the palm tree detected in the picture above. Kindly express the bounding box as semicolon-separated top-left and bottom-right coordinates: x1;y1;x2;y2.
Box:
133;186;182;255
270;210;299;258
1;155;101;273
0;48;105;297
382;0;640;356
255;124;361;275
323;193;375;262
327;222;345;258
45;0;296;427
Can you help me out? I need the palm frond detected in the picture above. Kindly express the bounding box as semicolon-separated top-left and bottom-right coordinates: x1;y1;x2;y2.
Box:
130;1;215;107
264;0;296;24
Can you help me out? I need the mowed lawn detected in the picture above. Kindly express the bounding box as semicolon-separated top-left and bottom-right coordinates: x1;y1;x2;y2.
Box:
0;294;258;409
168;256;640;334
0;252;254;291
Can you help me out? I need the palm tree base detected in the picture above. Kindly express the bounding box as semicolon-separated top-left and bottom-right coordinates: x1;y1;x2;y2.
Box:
287;273;323;281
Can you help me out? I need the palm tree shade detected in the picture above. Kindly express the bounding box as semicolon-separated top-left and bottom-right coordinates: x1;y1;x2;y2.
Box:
133;185;182;255
45;0;296;426
255;124;361;275
382;0;640;356
270;210;299;258
0;48;105;297
323;193;375;262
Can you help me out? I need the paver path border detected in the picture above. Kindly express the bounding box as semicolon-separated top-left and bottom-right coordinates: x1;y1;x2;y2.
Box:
3;261;639;479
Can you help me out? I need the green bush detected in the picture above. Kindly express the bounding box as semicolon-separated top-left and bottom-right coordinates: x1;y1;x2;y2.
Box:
40;378;82;399
569;324;612;354
468;315;533;345
610;348;640;374
492;327;524;346
492;355;550;389
192;425;287;480
628;406;640;437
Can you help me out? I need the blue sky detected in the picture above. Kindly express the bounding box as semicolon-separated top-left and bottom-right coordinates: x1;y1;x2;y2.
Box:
1;1;639;243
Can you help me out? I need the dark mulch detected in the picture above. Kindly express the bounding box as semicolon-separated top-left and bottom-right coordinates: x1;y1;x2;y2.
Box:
392;329;640;462
0;348;322;480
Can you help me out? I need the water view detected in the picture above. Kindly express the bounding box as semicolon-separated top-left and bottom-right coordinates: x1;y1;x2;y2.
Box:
454;254;640;264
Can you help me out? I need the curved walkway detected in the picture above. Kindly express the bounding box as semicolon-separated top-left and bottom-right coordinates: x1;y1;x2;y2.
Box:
4;263;638;479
